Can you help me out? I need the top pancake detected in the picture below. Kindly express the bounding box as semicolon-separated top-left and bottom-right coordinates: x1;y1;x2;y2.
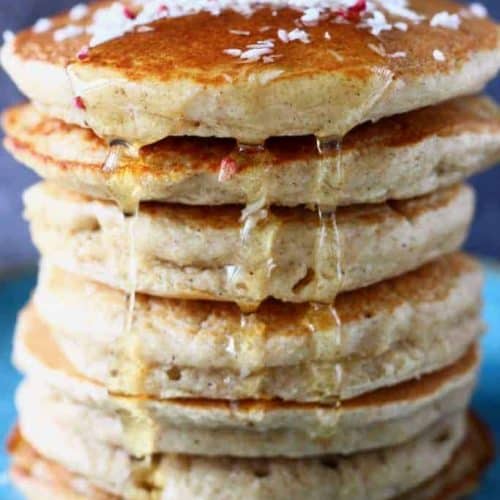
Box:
2;0;500;145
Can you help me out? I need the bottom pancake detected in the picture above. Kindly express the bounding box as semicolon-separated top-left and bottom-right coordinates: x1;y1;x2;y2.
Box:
8;414;492;500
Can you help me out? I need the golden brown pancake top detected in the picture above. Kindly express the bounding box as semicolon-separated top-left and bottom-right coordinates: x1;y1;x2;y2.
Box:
11;1;499;85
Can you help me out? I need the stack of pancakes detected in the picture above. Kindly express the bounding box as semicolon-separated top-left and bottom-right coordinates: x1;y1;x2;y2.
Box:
2;1;500;498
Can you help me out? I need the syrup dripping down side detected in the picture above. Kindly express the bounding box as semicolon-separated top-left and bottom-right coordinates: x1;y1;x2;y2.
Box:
314;137;345;408
221;142;278;389
102;141;144;392
102;141;157;455
226;143;280;314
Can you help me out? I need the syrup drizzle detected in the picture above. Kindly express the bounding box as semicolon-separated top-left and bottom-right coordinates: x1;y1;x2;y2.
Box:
314;137;345;407
221;136;346;408
227;143;280;314
103;141;144;394
102;141;160;455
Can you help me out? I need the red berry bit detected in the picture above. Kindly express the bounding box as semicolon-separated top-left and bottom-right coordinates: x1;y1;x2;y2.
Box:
77;45;89;60
123;6;137;20
157;4;169;16
218;157;240;182
74;96;86;110
334;0;367;22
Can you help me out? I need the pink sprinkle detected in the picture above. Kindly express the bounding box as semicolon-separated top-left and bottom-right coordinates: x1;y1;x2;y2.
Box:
349;0;367;14
74;96;86;110
77;45;89;60
157;4;169;15
218;157;239;182
123;6;137;20
334;0;367;21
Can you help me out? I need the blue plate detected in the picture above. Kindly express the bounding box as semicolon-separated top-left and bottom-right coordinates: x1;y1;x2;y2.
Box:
0;264;499;499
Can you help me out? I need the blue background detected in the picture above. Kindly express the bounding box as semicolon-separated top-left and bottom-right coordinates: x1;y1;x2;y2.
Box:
0;0;499;270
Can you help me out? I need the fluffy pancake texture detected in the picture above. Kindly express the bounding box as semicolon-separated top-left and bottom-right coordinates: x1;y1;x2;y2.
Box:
30;254;483;402
13;312;480;458
11;407;469;500
9;413;494;500
3;97;500;207
23;182;475;307
2;1;500;144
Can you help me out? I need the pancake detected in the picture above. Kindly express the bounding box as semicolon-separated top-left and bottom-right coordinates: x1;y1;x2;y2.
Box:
13;313;479;458
2;1;499;145
23;182;474;308
29;253;484;402
9;414;493;500
3;97;500;208
11;407;469;500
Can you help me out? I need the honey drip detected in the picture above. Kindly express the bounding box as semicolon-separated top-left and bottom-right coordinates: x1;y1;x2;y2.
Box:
103;142;145;395
314;137;345;409
227;143;280;314
102;142;158;455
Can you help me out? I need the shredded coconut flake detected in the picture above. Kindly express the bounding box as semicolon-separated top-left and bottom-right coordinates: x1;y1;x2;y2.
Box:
301;7;321;24
378;0;424;22
224;48;243;56
241;45;274;61
230;29;251;35
277;29;289;42
2;30;14;44
368;42;386;56
469;3;488;18
433;49;446;62
324;31;331;39
41;0;438;57
388;50;406;58
33;18;52;33
136;25;154;32
69;3;90;21
287;28;310;43
430;11;461;30
361;10;392;36
54;24;85;42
